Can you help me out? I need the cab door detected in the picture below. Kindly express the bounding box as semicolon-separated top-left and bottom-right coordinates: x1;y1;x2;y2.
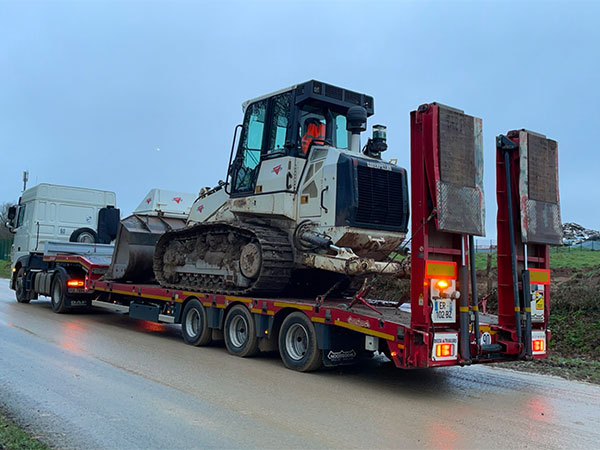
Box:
229;91;306;220
230;99;267;197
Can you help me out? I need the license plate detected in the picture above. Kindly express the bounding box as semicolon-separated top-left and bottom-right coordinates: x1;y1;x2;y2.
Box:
432;298;456;323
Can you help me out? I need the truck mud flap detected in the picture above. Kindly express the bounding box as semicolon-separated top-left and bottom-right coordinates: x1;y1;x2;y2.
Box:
103;214;186;282
315;323;364;367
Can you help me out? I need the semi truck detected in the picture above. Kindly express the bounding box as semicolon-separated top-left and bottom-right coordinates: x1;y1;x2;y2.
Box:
9;81;562;372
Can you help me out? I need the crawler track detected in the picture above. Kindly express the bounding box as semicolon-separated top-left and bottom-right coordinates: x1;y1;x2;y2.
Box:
154;222;294;296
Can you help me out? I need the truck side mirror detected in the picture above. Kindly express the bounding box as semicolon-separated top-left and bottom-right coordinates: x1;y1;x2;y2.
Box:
7;205;16;221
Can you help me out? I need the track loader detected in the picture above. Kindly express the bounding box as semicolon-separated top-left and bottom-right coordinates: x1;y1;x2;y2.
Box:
106;80;410;295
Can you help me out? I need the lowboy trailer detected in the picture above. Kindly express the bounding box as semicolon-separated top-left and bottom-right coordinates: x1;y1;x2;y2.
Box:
11;100;561;372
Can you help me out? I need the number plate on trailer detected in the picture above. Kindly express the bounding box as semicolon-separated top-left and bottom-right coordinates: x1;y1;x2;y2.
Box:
432;298;456;323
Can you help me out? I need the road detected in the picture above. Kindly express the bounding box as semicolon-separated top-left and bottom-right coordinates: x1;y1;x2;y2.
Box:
0;278;598;449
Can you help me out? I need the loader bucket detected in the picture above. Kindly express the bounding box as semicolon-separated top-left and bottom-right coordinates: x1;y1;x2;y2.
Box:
103;214;187;282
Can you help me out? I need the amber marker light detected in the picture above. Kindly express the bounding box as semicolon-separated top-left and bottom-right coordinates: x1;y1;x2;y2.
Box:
436;279;449;291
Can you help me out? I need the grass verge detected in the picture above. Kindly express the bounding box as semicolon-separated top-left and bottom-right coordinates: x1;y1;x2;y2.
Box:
0;260;11;279
499;356;600;384
0;408;48;450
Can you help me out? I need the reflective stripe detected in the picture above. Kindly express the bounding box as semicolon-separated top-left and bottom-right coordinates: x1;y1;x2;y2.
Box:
333;319;394;340
273;301;312;311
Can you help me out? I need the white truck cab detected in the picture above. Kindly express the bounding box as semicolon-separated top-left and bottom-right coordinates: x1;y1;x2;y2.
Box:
7;183;118;267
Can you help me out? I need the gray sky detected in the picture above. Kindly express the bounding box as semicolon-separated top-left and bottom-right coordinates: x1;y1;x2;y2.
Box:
1;0;598;238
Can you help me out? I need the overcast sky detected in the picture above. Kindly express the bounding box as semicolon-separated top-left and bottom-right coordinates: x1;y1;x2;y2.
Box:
1;0;598;239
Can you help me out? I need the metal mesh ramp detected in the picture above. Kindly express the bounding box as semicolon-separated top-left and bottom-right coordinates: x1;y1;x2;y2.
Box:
435;105;485;236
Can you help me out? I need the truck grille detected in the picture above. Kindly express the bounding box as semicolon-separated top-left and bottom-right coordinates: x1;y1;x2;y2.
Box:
356;166;406;227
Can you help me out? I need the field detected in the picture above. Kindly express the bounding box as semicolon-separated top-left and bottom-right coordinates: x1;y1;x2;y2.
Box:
474;246;600;270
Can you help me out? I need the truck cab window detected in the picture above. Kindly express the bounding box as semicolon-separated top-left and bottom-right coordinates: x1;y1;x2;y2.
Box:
232;100;267;194
16;205;26;228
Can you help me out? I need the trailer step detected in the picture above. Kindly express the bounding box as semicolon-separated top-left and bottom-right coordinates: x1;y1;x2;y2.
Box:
92;299;129;313
91;300;175;324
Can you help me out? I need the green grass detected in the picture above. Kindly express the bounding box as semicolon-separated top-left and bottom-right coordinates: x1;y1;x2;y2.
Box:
549;248;600;268
0;260;11;279
474;248;600;270
0;409;48;450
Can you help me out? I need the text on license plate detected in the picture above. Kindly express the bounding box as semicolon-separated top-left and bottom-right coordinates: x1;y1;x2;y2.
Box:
432;298;455;323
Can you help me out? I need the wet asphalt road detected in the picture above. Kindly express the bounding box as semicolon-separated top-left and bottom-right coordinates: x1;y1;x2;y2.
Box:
1;278;599;449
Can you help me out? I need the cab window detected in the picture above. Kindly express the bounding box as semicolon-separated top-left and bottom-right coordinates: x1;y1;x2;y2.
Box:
267;92;291;155
16;205;26;228
334;114;348;149
298;105;326;157
232;100;267;194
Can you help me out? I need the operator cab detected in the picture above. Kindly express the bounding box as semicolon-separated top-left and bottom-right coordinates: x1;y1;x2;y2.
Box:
229;80;375;196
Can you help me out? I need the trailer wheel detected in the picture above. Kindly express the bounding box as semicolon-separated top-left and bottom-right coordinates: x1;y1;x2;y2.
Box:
181;299;212;346
15;268;30;304
50;275;70;313
70;227;98;243
224;305;259;357
279;312;322;372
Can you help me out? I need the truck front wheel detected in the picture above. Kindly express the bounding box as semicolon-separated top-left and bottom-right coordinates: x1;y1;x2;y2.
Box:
279;312;322;372
181;299;212;346
14;268;30;304
50;275;70;313
224;305;259;357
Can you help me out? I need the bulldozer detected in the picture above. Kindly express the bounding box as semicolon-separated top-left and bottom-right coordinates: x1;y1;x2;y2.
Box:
106;80;410;296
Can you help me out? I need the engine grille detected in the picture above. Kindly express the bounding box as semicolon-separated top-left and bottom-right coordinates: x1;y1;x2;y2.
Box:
355;165;406;228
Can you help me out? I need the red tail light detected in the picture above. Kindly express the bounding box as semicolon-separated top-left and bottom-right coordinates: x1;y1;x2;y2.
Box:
435;343;453;357
532;339;545;352
67;280;84;287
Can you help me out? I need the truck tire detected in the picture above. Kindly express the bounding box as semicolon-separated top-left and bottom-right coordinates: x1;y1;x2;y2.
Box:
50;275;70;313
224;304;259;357
69;228;98;243
279;312;322;372
181;299;212;346
14;268;30;304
